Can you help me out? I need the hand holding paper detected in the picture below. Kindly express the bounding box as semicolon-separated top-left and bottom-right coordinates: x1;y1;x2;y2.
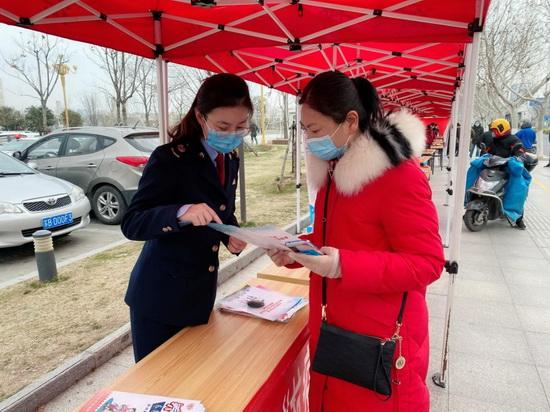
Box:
207;223;323;255
267;248;296;267
228;236;247;254
289;247;342;278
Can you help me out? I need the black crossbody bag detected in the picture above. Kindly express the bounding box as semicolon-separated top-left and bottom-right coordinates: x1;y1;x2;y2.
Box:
311;169;408;398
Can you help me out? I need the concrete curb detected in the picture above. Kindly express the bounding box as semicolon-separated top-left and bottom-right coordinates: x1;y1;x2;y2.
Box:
0;215;310;411
0;238;131;290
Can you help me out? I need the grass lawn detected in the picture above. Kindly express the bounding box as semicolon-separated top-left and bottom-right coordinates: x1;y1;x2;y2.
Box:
0;144;309;401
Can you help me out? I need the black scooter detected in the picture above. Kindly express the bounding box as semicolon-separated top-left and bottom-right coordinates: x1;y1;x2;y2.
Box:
463;153;537;232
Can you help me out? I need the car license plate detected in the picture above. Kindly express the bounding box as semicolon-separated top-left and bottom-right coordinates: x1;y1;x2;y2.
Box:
43;212;73;229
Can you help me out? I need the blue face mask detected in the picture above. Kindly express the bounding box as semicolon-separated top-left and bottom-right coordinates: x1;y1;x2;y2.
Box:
205;124;245;154
306;124;348;161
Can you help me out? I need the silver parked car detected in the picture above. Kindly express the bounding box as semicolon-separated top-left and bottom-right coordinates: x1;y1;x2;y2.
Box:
14;127;159;224
0;152;91;248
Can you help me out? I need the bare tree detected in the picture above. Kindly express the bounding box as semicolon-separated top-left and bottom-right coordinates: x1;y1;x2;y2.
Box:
135;60;156;126
475;0;550;127
89;47;143;125
2;33;68;134
168;66;208;123
81;94;99;126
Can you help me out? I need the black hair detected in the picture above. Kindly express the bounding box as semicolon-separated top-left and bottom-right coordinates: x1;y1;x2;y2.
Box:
169;73;253;143
298;71;383;133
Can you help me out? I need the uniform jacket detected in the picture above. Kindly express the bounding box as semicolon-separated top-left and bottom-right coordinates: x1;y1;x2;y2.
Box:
302;110;445;412
121;139;240;326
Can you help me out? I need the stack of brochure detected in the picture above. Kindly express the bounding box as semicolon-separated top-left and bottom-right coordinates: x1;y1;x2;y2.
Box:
79;390;205;412
218;284;308;323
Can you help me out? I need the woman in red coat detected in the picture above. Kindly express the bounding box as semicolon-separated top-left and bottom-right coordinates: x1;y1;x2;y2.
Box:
269;71;445;411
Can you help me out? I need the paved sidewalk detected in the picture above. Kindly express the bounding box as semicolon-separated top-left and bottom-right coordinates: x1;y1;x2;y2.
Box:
428;165;550;411
41;165;550;411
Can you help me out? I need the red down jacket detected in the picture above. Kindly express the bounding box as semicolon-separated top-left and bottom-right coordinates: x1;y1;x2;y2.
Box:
300;110;445;411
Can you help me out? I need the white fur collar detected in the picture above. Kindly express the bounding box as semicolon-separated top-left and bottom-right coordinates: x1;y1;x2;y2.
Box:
306;110;426;196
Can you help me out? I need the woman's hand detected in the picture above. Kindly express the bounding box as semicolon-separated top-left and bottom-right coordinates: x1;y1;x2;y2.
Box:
178;203;222;226
289;247;342;278
228;236;247;254
267;249;296;267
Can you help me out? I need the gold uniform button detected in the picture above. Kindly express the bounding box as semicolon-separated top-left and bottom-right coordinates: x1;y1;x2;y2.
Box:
212;245;219;252
219;204;227;211
208;265;216;272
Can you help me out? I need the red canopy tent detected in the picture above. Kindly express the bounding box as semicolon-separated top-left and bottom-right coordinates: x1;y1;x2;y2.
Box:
0;0;488;118
0;0;491;390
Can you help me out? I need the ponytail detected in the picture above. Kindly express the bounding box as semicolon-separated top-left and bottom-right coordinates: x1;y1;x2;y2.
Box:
351;77;383;131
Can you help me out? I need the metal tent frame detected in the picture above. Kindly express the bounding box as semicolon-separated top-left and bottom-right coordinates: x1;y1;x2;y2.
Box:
0;0;489;387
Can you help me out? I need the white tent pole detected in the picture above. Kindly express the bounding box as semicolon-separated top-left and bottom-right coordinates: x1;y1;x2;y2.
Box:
296;94;302;232
155;56;167;144
433;31;481;389
443;91;461;247
162;59;169;142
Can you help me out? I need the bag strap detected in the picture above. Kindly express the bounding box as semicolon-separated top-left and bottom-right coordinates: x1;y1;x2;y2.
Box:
320;166;408;328
320;164;333;321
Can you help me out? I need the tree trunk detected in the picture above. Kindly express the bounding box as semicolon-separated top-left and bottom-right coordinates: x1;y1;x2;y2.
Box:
116;102;122;124
41;100;48;134
282;94;289;141
122;103;128;125
508;106;519;130
145;111;150;127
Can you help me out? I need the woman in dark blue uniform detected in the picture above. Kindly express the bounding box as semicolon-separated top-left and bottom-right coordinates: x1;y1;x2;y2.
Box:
121;73;251;362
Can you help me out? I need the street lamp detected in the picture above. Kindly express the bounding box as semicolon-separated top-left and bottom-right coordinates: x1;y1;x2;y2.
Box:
53;59;77;128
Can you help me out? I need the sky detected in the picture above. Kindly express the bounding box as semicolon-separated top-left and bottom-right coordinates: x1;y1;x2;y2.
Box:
0;25;106;112
0;24;272;116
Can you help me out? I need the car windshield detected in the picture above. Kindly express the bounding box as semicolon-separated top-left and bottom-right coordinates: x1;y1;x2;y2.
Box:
0;139;38;151
124;133;159;153
0;152;35;175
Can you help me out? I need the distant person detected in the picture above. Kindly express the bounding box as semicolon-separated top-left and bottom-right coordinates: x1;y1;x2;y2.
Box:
470;120;484;157
478;124;494;154
250;122;259;145
121;73;250;362
516;121;537;153
426;122;439;146
486;118;529;229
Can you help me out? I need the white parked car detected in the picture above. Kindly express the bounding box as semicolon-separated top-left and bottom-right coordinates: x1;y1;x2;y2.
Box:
0;152;91;248
0;131;39;145
0;137;41;156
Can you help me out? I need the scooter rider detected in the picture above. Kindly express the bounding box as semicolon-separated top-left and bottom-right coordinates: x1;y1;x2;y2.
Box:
487;118;528;229
487;118;525;158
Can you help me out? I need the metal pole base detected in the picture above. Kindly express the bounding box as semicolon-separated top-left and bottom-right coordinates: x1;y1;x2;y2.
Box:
432;372;447;388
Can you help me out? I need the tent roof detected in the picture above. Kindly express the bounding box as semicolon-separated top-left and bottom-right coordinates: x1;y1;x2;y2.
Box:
0;0;490;117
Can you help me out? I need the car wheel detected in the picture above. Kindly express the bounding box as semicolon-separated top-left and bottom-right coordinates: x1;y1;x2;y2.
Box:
92;185;127;225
